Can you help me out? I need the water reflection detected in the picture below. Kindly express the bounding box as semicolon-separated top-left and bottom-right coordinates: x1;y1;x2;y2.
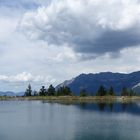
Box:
76;102;140;115
41;100;140;116
0;101;140;140
47;100;140;115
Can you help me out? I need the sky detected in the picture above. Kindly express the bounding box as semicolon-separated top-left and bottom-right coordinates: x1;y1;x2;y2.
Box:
0;0;140;92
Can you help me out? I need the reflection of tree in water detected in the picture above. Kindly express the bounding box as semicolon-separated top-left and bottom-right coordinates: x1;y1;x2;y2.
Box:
98;103;106;111
109;103;113;112
76;102;140;115
98;102;114;112
80;102;87;108
121;103;128;111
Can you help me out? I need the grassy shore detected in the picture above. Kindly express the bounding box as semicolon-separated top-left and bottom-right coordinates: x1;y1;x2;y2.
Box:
0;96;140;103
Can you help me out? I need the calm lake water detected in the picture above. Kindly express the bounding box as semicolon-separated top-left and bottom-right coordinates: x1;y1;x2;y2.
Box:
0;101;140;140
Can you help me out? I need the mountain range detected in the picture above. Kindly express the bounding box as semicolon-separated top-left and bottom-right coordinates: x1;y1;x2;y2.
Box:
57;71;140;95
0;91;24;97
1;71;140;96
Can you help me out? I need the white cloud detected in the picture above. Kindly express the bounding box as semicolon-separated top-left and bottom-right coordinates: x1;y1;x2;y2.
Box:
0;17;18;41
0;0;140;92
0;72;56;83
20;0;140;56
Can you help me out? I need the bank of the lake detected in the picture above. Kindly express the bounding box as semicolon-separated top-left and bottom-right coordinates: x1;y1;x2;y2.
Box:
1;96;140;103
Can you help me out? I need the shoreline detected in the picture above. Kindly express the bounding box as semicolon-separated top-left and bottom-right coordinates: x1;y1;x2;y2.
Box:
0;96;140;103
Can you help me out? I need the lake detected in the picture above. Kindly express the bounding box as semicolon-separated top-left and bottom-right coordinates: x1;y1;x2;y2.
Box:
0;100;140;140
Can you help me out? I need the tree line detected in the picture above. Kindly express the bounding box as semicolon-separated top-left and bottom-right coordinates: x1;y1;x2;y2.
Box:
24;84;136;97
95;85;136;96
24;84;71;96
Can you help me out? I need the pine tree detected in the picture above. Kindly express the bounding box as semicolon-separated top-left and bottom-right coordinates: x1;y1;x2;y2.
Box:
39;86;47;96
47;85;55;96
97;85;106;96
25;84;32;96
108;86;115;96
63;86;71;95
56;86;71;96
56;87;63;96
121;86;128;96
80;89;87;97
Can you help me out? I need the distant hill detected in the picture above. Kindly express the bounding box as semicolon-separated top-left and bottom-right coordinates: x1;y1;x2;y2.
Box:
57;71;140;95
0;91;24;97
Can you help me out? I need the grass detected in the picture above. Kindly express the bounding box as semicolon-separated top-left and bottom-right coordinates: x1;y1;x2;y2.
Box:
0;95;140;103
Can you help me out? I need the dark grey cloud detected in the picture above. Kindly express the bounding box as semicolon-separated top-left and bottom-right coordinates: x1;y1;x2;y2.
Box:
74;27;140;54
20;0;140;58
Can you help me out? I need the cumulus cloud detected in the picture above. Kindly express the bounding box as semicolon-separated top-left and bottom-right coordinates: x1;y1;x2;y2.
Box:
0;72;55;83
20;0;140;57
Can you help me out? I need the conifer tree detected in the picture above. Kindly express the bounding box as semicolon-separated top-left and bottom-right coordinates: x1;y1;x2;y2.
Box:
25;84;32;96
108;86;115;96
56;86;71;96
80;89;87;97
47;85;56;96
39;86;47;96
97;85;106;96
121;86;128;96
